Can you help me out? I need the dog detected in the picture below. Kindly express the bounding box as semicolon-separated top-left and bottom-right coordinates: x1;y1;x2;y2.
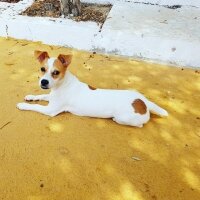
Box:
17;51;168;127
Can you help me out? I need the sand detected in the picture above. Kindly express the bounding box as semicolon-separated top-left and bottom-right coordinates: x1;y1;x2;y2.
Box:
0;37;199;200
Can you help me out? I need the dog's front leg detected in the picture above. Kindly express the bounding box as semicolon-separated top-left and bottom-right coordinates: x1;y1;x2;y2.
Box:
17;103;60;117
25;94;49;102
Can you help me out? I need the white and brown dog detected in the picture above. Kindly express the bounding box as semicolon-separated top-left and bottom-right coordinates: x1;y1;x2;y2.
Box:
17;51;168;127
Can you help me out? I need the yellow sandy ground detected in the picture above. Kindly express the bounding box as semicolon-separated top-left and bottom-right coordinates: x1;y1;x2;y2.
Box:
0;37;199;200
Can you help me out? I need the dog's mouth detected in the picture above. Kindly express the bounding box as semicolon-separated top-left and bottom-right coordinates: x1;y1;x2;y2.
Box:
41;85;49;90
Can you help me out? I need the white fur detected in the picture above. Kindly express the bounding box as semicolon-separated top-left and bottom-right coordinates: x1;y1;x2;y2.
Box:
17;58;168;128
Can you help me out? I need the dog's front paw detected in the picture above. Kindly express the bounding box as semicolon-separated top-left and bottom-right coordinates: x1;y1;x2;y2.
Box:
17;103;30;110
25;95;35;101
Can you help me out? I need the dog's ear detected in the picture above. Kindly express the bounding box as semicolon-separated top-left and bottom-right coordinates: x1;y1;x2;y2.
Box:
34;50;49;63
58;54;72;67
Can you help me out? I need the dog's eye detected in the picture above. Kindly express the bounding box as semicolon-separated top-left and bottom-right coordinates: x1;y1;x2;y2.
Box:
52;70;60;76
41;67;46;72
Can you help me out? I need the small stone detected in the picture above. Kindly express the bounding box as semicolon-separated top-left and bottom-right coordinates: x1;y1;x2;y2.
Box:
132;156;141;161
195;70;200;74
171;47;176;52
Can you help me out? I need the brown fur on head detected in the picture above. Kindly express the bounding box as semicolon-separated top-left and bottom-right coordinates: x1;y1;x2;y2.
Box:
34;50;49;64
34;50;72;89
58;54;72;67
53;54;72;79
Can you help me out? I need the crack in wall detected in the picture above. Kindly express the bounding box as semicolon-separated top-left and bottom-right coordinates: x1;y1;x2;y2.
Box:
133;1;182;9
6;24;8;37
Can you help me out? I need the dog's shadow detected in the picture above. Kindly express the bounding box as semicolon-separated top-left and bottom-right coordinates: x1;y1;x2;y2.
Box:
151;113;160;119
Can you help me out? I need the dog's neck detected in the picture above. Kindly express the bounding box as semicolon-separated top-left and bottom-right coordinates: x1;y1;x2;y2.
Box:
51;70;79;91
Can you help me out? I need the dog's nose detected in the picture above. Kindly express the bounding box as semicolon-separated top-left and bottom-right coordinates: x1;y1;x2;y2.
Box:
41;79;49;86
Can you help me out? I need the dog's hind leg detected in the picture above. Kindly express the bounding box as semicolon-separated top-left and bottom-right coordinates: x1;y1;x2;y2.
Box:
112;114;143;128
25;94;49;102
113;109;150;128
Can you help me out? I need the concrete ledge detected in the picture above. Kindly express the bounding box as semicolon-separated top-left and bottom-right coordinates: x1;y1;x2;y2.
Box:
94;2;200;68
0;16;99;49
130;0;200;7
0;0;200;68
83;0;200;7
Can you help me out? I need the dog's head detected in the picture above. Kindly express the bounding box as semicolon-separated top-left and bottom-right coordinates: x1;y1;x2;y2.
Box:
34;50;72;89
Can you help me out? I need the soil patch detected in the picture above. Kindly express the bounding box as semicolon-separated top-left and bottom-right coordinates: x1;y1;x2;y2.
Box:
0;37;200;200
21;0;112;24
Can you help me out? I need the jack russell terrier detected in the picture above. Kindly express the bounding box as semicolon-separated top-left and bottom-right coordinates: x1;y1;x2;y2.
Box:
17;51;168;127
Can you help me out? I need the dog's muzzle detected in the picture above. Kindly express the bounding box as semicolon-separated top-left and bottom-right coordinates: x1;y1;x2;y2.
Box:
41;79;49;89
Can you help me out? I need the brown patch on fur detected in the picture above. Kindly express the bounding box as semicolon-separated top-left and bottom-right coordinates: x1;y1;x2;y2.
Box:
132;99;147;115
88;85;96;90
53;59;67;79
38;57;49;76
39;59;49;76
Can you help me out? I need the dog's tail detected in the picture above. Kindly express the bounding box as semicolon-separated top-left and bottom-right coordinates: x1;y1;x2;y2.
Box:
147;100;168;117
